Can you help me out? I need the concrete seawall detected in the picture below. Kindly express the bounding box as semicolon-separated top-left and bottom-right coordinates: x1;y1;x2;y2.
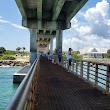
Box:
13;65;31;83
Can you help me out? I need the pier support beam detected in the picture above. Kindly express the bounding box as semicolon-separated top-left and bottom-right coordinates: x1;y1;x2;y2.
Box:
30;29;37;64
56;30;62;52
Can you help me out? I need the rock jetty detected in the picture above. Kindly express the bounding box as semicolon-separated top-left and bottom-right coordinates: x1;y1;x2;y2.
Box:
0;60;29;67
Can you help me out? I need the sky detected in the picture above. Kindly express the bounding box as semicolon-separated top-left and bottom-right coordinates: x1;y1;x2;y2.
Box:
0;0;110;51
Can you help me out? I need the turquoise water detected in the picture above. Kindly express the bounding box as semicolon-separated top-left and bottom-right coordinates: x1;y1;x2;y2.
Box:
0;66;22;110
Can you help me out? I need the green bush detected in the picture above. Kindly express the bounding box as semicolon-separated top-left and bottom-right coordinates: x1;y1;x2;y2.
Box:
4;50;19;55
104;54;110;58
3;50;29;56
71;51;83;60
62;51;83;60
1;55;15;60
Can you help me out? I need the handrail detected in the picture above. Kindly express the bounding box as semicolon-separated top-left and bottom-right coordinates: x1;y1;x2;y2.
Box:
63;56;110;66
5;57;39;110
62;57;110;93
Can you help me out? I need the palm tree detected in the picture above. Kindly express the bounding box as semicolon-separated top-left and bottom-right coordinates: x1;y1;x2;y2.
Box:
22;47;26;55
16;47;21;53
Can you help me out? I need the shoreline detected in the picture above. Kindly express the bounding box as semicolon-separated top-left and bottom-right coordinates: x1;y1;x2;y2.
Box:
83;58;110;65
0;60;29;67
0;56;29;67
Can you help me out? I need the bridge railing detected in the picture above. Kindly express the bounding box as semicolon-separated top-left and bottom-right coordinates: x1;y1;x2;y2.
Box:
6;57;40;110
62;57;110;93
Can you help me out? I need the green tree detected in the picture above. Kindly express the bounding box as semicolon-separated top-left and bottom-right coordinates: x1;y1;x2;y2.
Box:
62;51;66;57
107;49;110;54
0;47;6;54
74;51;80;54
71;51;82;59
16;47;21;53
22;47;26;55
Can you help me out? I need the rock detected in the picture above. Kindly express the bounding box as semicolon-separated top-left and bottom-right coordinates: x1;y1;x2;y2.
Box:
0;60;29;66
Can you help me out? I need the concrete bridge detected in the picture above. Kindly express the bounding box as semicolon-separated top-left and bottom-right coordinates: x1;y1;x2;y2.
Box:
8;0;110;110
5;0;110;107
15;0;88;64
6;56;110;110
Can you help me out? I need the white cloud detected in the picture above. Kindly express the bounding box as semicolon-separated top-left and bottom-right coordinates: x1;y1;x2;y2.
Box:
83;0;110;38
11;23;26;30
0;17;26;30
0;19;10;23
63;0;110;51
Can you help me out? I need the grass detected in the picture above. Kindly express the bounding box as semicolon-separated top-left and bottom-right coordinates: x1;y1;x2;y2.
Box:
0;50;29;60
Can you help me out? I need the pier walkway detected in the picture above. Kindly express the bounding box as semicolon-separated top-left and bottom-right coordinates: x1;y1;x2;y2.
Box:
33;57;110;110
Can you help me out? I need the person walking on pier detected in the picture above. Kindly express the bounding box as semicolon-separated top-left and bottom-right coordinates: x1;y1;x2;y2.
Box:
67;48;72;72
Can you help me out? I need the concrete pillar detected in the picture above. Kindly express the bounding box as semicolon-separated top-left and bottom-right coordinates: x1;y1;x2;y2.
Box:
56;30;62;52
50;37;53;53
47;44;49;52
30;29;37;64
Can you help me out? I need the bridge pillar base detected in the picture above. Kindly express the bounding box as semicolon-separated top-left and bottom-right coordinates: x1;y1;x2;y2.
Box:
30;52;37;64
56;30;62;52
30;29;37;64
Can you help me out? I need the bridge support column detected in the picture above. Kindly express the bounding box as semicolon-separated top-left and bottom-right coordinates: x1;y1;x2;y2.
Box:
50;37;53;53
56;30;62;52
30;29;37;64
47;44;49;52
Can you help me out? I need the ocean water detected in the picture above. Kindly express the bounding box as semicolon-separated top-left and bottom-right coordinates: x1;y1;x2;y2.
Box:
0;66;22;110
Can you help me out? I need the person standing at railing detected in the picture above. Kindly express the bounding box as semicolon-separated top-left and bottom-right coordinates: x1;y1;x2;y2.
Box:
67;48;72;72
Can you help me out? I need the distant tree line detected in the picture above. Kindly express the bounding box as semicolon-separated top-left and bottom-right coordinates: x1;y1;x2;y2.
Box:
104;49;110;58
16;47;26;54
0;47;29;60
62;51;82;60
52;50;82;60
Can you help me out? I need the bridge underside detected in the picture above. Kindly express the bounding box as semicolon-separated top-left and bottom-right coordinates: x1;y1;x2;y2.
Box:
16;0;88;64
33;57;110;110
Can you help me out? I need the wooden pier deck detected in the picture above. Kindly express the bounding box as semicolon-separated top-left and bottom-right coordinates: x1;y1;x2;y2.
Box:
34;57;110;110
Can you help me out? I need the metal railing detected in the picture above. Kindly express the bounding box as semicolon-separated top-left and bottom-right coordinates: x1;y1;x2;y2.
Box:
6;57;39;110
62;57;110;93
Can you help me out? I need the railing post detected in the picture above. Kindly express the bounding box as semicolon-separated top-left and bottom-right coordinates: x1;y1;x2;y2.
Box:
106;65;110;92
63;58;65;67
72;59;74;72
87;62;90;81
66;59;68;69
61;57;63;67
76;60;78;74
63;57;67;68
80;61;83;77
95;64;98;85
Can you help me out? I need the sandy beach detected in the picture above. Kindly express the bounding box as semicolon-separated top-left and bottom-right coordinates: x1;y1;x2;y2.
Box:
15;56;29;62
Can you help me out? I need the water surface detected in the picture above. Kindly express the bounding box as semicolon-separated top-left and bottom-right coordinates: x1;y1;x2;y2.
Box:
0;66;22;110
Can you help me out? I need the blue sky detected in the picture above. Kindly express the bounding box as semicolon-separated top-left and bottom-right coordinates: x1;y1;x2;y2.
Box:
0;0;110;51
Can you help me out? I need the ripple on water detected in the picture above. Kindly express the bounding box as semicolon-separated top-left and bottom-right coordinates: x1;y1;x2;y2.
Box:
0;66;22;110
